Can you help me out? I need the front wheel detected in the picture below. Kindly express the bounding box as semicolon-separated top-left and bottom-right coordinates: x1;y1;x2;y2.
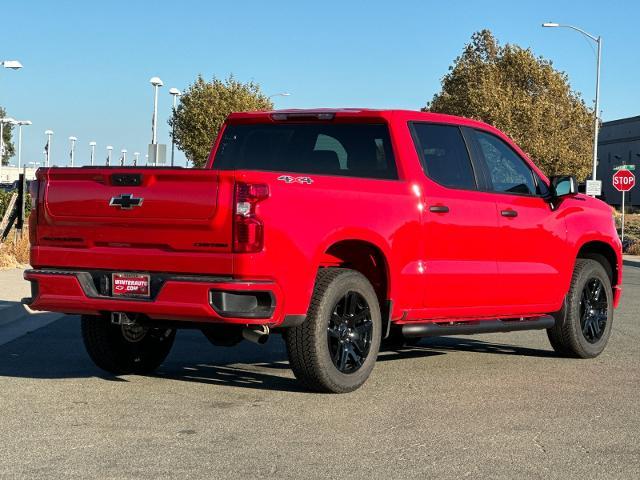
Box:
81;315;176;375
284;268;382;393
547;259;614;358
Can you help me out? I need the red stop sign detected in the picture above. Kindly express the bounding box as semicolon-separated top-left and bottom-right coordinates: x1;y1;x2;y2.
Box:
613;169;635;192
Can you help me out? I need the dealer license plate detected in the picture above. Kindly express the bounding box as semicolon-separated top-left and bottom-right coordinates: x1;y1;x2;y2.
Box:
111;273;150;298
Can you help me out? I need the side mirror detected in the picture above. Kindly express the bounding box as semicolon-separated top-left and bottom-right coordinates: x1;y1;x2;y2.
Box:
550;175;578;197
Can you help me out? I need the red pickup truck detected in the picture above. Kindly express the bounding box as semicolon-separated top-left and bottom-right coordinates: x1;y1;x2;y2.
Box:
24;109;623;393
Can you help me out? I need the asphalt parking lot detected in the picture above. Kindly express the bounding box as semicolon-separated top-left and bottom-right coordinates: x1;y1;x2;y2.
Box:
0;264;639;479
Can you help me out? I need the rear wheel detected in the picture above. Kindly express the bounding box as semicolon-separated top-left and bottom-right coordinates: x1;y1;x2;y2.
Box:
81;315;176;374
547;259;613;358
284;268;382;393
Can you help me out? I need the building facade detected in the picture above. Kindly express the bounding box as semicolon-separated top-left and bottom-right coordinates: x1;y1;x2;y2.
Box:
597;116;640;207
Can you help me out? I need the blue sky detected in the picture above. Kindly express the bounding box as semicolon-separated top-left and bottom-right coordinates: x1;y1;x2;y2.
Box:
1;0;638;167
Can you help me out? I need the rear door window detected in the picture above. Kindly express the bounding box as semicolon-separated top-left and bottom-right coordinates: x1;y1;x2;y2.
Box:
214;123;397;179
410;123;477;190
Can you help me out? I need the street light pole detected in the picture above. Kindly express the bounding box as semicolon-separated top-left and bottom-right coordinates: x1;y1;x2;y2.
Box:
89;141;96;166
542;22;602;185
169;87;181;167
106;146;113;166
45;130;53;167
133;152;140;166
16;120;32;169
120;149;127;166
149;76;164;166
68;136;77;167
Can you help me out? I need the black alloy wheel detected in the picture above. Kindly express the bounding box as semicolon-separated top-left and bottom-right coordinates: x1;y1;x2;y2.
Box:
579;277;609;344
327;291;373;374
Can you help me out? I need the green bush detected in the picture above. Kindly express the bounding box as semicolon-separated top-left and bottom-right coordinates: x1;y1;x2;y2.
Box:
0;189;31;219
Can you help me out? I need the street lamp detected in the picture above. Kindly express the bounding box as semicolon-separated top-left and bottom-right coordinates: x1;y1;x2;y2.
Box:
68;136;77;167
15;120;32;169
120;149;127;166
1;60;23;70
542;22;602;186
150;76;163;145
44;130;53;167
106;146;113;166
169;87;181;167
269;92;291;99
133;151;140;166
89;141;97;166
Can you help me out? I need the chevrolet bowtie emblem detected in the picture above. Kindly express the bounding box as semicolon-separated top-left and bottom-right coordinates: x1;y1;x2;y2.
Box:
109;193;144;210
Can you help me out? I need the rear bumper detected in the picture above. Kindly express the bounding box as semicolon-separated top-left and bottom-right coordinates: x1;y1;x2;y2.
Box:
23;269;285;326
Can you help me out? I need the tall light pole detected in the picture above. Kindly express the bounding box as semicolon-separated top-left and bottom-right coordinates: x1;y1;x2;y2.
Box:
68;136;77;167
44;130;53;167
150;76;163;145
542;22;602;187
169;87;181;167
1;60;23;70
89;141;96;166
133;151;140;166
106;146;113;166
120;149;127;166
15;120;32;169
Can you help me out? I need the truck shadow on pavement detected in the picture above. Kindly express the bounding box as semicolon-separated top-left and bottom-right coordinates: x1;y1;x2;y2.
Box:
0;315;556;392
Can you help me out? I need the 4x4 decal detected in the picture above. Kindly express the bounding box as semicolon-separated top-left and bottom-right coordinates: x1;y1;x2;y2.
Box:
277;175;314;184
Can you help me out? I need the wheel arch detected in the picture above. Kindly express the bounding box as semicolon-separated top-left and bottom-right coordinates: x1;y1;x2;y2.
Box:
314;233;393;336
576;240;619;286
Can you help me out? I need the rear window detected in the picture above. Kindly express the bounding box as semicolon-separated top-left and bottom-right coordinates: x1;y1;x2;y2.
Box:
213;123;398;179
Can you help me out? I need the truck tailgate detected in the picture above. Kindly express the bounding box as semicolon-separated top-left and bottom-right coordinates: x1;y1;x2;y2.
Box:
33;168;234;271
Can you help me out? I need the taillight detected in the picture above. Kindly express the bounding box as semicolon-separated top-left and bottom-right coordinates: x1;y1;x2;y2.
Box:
233;182;269;253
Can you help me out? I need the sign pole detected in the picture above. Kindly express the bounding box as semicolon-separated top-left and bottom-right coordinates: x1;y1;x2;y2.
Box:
622;190;625;242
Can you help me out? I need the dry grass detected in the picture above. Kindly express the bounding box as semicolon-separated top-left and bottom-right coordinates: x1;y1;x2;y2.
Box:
0;230;30;269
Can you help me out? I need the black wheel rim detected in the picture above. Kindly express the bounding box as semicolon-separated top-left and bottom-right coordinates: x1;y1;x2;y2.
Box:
579;277;609;344
327;291;373;374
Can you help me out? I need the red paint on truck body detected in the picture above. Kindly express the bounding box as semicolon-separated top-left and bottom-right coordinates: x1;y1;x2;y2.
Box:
25;109;623;325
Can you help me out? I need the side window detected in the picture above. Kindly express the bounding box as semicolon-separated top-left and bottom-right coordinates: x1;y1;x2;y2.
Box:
474;130;536;195
411;123;476;190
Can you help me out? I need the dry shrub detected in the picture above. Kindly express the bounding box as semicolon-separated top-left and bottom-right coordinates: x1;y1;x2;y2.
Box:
0;230;31;269
626;241;640;256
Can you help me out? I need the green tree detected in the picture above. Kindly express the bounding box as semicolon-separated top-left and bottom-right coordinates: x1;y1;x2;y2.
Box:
0;106;15;166
169;75;273;167
424;30;594;180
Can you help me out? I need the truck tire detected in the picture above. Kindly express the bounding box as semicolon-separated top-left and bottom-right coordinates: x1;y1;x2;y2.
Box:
81;315;176;375
284;268;382;393
547;259;614;358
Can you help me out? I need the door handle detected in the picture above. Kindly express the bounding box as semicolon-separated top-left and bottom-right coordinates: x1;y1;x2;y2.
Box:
501;209;518;218
429;205;450;213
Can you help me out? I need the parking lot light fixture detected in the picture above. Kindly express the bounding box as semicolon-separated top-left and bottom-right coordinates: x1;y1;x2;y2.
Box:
169;87;181;166
16;120;32;169
542;22;602;185
68;136;78;167
150;76;164;145
89;141;97;166
1;60;23;70
44;130;53;166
